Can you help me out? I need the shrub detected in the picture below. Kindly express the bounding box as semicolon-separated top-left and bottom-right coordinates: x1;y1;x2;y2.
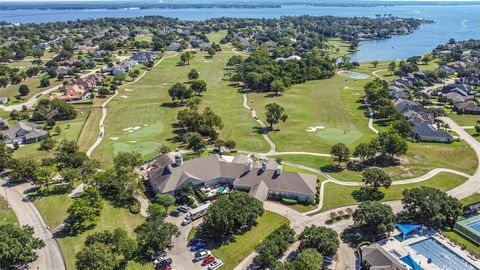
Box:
129;200;140;214
194;188;207;202
281;198;298;205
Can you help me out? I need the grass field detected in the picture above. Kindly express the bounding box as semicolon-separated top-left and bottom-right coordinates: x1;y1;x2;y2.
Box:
318;172;468;212
92;49;268;167
273;140;477;181
0;196;17;225
12;108;91;160
32;192;149;270
0;75;62;104
326;39;351;59
460;193;480;206
211;211;289;270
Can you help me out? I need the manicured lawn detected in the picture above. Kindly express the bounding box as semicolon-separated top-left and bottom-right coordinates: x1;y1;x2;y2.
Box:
0;75;62;104
317;172;468;213
93;50;267;167
460;193;480;206
0;196;17;225
12;108;91;161
273;140;477;181
443;229;480;258
211;211;289;270
32;192;148;270
326;39;351;59
450;113;480;127
206;30;228;44
76;106;102;152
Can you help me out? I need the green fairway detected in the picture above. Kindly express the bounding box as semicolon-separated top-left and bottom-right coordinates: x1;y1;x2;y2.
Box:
0;196;17;225
32;192;148;270
92;49;268;167
273;140;477;181
318;172;468;212
211;211;289;270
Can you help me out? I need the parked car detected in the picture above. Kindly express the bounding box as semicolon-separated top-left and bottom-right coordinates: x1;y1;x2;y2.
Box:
154;257;172;267
188;238;204;246
194;250;211;262
181;216;192;226
151;252;166;261
323;256;334;265
208;259;223;270
202;256;216;266
190;242;207;251
170;210;181;217
177;206;190;213
156;264;172;270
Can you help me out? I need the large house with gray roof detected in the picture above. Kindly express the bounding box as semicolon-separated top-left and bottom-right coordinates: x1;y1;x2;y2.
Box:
0;122;48;144
147;154;317;203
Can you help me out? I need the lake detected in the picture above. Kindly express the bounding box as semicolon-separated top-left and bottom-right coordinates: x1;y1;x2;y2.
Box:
1;4;480;62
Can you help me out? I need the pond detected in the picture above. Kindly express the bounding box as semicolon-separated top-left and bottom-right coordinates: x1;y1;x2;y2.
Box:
337;71;370;80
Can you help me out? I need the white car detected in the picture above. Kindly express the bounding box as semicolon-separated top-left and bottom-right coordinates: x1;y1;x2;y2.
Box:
193;250;211;262
181;216;192;226
208;259;223;270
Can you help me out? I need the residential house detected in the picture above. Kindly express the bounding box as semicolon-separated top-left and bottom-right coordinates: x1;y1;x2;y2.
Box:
443;92;469;104
0;97;8;105
0;122;48;144
147;154;317;203
394;99;423;114
33;43;51;51
412;123;453;143
106;61;137;76
76;74;103;90
441;83;475;96
0;119;8;130
49;84;86;102
454;101;480;115
402;110;434;125
388;86;409;99
90;50;110;58
166;42;181;51
130;51;156;63
438;65;456;75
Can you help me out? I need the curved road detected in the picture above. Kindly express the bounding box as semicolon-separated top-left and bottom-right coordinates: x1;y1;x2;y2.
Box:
0;179;65;270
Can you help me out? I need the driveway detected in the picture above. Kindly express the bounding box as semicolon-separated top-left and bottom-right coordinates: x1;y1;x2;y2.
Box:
166;215;203;270
0;179;65;270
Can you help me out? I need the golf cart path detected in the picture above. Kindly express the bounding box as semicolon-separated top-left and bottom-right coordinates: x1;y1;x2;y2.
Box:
0;179;65;270
85;53;178;157
242;93;276;154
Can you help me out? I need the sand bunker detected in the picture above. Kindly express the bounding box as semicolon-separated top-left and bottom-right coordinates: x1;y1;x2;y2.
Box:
129;141;137;143
121;95;129;99
306;126;325;132
133;126;141;130
125;88;133;92
110;137;119;140
144;124;148;127
123;127;132;131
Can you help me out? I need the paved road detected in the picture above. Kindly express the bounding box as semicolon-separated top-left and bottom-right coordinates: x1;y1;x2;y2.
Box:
0;179;65;270
167;216;203;270
0;68;101;112
363;97;379;134
85;54;178;157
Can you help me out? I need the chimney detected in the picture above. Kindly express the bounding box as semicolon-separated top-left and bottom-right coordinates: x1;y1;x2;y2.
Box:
246;162;252;172
261;162;267;171
175;154;183;166
276;165;282;175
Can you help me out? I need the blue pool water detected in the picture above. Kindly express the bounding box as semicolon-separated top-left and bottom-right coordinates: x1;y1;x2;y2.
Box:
409;238;479;270
469;221;480;234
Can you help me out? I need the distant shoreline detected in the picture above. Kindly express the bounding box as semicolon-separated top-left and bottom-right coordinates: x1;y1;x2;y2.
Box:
1;1;480;11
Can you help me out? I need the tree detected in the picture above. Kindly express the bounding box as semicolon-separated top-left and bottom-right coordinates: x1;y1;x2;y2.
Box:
93;165;140;205
353;142;377;163
8;158;38;182
65;187;103;233
299;225;339;256
0;141;13;171
180;51;194;65
33;166;56;192
157;144;171;155
98;87;110;97
376;131;408;158
475;120;480;134
168;82;192;104
402;186;462;229
186;132;207;155
76;242;119;270
190;79;207;95
265;103;288;129
353;201;395;241
254;224;295;269
289;248;324;270
330;143;350;166
371;60;379;68
388;61;397;74
391;119;412;139
40;77;50;87
113;151;143;170
227;55;244;66
18;84;29;96
188;69;199;80
60;167;80;188
55;125;62;135
270;79;286;96
0;224;45;269
207;47;216;58
83;228;138;264
135;217;180;260
203;191;264;240
39;137;57;152
155;194;176;209
362;168;392;189
224;140;236;151
422;53;433;65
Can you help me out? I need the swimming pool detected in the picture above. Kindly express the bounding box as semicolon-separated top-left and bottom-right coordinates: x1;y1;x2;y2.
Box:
409;238;479;270
469;220;480;233
337;70;370;80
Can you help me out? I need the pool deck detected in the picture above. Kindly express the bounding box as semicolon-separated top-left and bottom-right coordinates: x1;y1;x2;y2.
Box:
379;229;480;269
